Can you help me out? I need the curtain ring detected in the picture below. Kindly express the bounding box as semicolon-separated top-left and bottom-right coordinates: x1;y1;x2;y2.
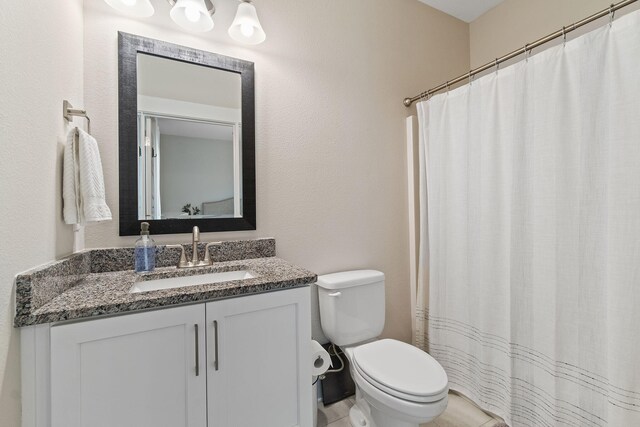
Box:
494;58;499;73
562;26;567;45
609;3;615;26
468;70;473;85
446;81;450;92
524;43;530;61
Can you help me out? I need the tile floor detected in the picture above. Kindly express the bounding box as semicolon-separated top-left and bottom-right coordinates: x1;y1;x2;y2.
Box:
317;392;504;427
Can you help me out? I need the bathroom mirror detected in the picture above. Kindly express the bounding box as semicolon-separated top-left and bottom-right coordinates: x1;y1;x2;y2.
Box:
118;32;255;235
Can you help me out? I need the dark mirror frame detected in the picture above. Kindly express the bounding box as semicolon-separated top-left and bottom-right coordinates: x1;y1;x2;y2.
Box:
118;32;256;236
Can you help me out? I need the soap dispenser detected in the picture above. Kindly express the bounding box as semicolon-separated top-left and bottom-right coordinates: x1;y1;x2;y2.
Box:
135;222;156;273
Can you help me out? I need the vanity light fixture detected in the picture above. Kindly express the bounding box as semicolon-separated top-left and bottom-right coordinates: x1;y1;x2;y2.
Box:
228;0;266;45
105;0;266;44
104;0;155;17
169;0;215;32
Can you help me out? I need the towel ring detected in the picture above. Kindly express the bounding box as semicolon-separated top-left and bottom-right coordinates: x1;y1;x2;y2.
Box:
63;100;91;134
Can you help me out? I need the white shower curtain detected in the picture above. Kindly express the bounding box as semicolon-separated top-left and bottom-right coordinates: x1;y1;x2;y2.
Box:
416;10;640;427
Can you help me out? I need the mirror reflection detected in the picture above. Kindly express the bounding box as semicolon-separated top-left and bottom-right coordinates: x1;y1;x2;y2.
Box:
136;53;242;220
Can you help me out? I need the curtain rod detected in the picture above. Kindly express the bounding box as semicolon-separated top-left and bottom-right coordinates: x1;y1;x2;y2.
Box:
403;0;638;107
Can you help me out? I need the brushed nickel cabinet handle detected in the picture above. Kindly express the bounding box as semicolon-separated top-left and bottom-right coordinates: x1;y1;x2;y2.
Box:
194;324;200;376
213;320;219;371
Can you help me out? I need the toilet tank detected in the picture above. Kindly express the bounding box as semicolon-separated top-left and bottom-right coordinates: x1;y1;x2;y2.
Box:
317;270;385;346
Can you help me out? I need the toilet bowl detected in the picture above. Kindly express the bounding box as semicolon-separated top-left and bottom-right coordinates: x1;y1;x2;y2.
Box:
317;271;449;427
344;340;448;427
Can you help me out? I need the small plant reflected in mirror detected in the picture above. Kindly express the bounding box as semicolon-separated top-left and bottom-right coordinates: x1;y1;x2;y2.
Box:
181;203;201;216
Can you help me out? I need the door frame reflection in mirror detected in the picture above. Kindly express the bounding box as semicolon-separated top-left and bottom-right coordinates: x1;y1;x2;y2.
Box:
137;114;241;221
118;32;255;235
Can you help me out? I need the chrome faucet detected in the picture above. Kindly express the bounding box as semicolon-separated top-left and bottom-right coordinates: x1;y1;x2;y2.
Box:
166;226;221;268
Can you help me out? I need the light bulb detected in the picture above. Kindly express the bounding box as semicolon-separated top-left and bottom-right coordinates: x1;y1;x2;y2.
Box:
169;0;213;31
104;0;153;17
184;6;201;22
240;23;255;37
228;1;265;44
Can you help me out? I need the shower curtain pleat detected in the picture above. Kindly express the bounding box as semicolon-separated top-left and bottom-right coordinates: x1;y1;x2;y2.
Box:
416;10;640;427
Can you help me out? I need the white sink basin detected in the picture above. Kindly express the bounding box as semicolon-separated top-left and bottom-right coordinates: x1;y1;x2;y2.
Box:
130;270;255;293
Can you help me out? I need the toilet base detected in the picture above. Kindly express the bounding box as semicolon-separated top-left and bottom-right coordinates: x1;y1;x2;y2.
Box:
349;405;369;427
368;403;421;427
349;398;421;427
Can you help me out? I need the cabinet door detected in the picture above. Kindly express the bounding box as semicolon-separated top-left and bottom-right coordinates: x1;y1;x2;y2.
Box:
51;305;207;427
206;287;312;427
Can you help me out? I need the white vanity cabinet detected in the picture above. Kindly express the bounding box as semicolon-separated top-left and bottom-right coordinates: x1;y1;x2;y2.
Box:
206;288;312;427
24;287;311;427
50;304;207;427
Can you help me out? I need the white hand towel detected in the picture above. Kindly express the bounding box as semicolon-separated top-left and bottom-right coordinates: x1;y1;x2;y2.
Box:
63;129;81;224
63;128;112;224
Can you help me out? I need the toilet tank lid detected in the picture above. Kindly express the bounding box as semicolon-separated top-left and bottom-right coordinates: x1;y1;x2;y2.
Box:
317;270;384;290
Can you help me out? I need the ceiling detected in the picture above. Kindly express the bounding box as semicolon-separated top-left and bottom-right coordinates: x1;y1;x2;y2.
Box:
418;0;505;23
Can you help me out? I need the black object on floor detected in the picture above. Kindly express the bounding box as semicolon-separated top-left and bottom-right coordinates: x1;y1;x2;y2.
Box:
320;343;355;405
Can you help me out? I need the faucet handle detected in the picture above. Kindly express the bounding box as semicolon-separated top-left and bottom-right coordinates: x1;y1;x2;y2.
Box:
166;244;188;268
203;242;222;265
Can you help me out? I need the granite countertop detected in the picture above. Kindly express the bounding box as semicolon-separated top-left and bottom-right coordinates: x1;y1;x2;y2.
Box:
14;239;317;327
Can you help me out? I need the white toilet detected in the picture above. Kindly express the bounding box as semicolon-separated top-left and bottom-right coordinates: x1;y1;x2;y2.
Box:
317;270;449;427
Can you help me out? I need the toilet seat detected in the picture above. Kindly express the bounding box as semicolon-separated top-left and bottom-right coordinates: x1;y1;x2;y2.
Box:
352;339;448;403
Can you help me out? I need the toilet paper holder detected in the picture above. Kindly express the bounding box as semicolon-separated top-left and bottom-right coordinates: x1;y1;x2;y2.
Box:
311;340;334;379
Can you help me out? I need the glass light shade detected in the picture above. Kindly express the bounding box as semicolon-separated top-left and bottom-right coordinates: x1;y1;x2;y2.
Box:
170;0;214;32
228;2;266;45
104;0;154;17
